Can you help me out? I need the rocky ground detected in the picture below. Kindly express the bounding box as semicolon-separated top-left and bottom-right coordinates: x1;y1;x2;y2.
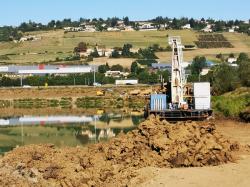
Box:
0;116;248;187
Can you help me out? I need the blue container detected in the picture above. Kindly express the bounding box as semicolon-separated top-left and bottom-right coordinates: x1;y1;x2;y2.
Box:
150;94;167;111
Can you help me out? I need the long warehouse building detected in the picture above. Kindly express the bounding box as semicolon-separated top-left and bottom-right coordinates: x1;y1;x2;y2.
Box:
0;65;97;75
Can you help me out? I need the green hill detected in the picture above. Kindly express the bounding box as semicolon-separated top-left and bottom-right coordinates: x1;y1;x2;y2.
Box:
0;30;250;65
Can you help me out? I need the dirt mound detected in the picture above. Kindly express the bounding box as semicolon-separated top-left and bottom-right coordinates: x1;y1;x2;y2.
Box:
0;116;239;186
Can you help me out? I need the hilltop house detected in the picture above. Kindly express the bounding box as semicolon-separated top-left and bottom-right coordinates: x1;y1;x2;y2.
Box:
182;24;191;29
107;27;121;32
137;22;157;31
19;35;41;42
227;57;237;64
105;70;129;78
201;24;213;33
63;27;84;32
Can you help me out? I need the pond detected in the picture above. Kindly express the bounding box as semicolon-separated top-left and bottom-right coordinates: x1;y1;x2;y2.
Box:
0;113;144;154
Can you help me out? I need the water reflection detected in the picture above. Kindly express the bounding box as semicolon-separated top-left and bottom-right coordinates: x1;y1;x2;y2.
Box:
0;113;144;154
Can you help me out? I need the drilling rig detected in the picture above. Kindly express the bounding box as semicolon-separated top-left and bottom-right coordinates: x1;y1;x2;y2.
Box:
145;36;212;121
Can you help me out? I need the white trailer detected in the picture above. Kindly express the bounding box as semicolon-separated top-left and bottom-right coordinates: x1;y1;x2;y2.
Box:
115;80;138;85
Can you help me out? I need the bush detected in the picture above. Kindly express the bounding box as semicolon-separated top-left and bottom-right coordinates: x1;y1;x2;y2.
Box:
212;90;250;117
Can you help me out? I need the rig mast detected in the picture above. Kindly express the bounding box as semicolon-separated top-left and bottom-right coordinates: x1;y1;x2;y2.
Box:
168;36;186;107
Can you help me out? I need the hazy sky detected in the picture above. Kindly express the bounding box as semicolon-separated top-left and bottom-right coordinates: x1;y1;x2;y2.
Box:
0;0;249;26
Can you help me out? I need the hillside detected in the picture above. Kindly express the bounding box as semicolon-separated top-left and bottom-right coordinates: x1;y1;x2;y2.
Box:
212;87;250;120
0;30;250;66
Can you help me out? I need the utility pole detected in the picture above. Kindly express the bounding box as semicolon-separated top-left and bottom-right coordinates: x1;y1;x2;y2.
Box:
93;66;96;86
20;75;23;87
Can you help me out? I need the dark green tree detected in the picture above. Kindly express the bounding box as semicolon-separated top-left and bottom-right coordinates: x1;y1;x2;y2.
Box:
111;64;123;71
111;49;120;58
90;47;100;57
190;56;207;75
121;43;133;57
212;63;239;94
238;60;250;86
98;63;110;73
130;61;139;74
238;53;248;62
123;17;130;26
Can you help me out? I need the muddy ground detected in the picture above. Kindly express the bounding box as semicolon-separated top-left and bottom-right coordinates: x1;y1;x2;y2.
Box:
1;116;249;187
0;85;154;99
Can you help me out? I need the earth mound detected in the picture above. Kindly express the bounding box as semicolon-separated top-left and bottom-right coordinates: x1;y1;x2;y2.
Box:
0;116;239;186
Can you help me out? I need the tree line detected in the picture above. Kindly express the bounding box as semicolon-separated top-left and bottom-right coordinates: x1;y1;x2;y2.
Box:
1;16;249;42
187;53;250;95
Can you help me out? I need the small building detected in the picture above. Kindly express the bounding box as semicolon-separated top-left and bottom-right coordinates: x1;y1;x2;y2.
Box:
107;27;120;32
182;24;191;29
228;28;235;33
19;35;41;42
138;22;157;31
151;63;171;71
115;79;138;85
63;27;84;32
227;57;237;63
202;24;213;33
105;71;129;78
200;68;210;76
123;26;135;31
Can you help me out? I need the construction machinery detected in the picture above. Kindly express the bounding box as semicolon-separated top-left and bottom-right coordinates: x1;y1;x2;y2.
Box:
96;90;105;96
145;36;212;121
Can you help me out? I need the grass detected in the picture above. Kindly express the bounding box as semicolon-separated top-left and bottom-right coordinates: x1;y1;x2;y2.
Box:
212;87;250;118
0;29;250;65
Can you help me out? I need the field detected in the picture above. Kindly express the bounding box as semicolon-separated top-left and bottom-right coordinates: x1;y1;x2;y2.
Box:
195;34;233;48
0;30;250;65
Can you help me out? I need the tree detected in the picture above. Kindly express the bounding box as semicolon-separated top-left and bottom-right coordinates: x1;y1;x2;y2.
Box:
48;20;56;28
111;49;120;58
238;53;248;62
74;42;87;53
138;48;158;60
90;47;100;57
121;43;133;57
98;63;110;73
123;17;130;26
238;60;250;86
190;56;207;75
111;64;123;71
131;61;139;74
212;63;239;94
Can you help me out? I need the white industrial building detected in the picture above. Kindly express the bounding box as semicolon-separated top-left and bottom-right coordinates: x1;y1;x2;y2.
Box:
0;65;94;76
115;80;138;85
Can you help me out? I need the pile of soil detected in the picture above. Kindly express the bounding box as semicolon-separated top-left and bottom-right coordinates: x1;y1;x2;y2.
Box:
0;116;239;186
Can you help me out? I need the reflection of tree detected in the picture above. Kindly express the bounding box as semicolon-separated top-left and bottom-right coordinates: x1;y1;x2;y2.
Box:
0;146;15;155
131;116;141;126
99;114;111;125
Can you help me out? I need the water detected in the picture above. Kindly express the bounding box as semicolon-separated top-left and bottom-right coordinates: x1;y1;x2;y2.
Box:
0;113;144;154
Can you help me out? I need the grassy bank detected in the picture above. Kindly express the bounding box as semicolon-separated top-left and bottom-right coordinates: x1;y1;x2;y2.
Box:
212;87;250;120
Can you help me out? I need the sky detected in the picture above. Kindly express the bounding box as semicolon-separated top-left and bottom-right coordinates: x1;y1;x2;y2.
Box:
0;0;249;26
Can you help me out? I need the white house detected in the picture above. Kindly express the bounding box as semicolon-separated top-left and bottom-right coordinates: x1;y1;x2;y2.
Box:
202;24;213;32
200;68;210;76
228;28;235;33
138;22;157;31
63;27;84;32
182;24;191;29
123;26;134;31
105;71;129;78
227;57;237;63
19;35;41;42
107;27;120;32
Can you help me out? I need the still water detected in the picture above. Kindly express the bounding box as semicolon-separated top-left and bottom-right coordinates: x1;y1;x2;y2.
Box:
0;113;144;154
